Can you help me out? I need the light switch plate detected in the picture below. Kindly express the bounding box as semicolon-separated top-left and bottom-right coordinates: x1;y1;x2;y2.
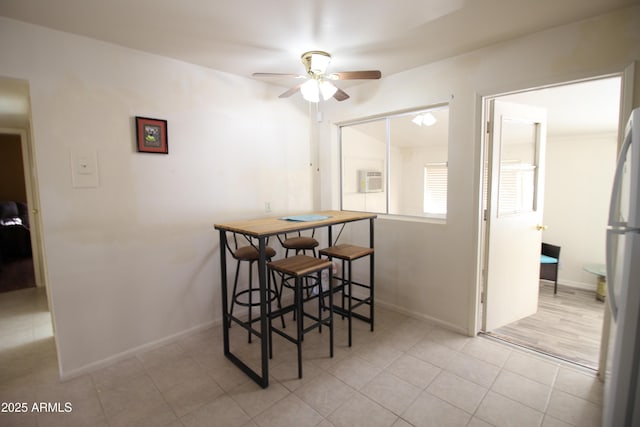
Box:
70;148;99;188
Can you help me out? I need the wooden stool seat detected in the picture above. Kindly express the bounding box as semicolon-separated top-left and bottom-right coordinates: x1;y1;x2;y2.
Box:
278;231;319;259
268;255;331;277
319;244;373;261
234;245;276;261
281;236;319;251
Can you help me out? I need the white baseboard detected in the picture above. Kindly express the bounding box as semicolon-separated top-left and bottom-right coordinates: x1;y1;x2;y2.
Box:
375;298;470;336
59;319;221;381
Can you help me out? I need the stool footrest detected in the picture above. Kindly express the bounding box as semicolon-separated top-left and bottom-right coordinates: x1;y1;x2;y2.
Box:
332;306;373;324
281;276;320;291
350;296;373;311
233;288;279;307
269;304;296;319
226;313;265;339
271;326;298;345
331;277;371;291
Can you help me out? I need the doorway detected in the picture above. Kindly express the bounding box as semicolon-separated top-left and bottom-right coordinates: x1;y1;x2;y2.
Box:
0;132;35;293
479;75;622;370
0;78;55;383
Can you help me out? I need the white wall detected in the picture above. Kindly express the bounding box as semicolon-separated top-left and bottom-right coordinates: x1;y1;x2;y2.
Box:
320;6;640;333
543;133;617;289
0;18;313;377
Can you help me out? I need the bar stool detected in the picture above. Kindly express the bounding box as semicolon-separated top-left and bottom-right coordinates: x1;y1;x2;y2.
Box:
278;230;319;257
268;255;334;379
319;244;374;347
226;233;284;343
278;230;321;302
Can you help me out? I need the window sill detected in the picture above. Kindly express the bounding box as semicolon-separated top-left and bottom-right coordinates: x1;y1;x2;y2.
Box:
377;213;447;225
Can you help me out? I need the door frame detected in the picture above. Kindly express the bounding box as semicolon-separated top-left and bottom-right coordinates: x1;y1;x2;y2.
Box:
473;65;635;373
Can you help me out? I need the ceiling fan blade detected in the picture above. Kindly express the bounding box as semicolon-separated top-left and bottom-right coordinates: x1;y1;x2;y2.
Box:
328;70;382;80
253;72;307;79
279;85;302;98
333;88;350;101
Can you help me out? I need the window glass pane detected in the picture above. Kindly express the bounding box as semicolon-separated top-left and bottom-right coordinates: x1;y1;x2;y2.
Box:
341;120;387;214
388;108;449;217
498;118;538;216
340;105;449;220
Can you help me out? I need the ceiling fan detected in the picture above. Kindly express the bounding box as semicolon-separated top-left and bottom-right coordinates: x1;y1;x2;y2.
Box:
252;51;381;102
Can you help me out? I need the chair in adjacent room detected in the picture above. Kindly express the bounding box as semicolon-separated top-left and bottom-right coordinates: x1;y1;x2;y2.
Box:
540;242;561;294
319;244;374;347
268;254;334;378
225;232;284;343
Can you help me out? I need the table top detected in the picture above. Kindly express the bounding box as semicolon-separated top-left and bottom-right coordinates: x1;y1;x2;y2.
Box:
214;210;377;238
584;263;606;277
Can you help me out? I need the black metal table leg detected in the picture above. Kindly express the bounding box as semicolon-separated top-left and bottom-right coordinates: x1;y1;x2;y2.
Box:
258;237;269;388
219;230;230;355
370;218;375;331
218;230;269;389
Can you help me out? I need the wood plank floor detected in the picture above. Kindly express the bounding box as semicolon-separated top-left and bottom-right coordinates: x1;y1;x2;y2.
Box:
487;281;606;370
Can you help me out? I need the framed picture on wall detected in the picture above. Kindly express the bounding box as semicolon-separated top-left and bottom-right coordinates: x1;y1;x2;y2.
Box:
135;116;168;154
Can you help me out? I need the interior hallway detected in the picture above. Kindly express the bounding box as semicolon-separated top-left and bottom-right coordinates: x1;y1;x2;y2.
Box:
0;287;604;427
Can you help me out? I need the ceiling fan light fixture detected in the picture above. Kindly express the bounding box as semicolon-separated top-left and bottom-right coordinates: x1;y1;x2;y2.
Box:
256;50;379;103
300;79;320;102
319;80;337;100
412;112;437;126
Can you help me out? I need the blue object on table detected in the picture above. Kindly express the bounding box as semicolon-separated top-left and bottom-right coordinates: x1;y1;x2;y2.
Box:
281;214;330;222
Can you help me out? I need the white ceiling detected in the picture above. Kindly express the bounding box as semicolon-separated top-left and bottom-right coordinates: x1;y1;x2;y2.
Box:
0;0;635;83
0;0;633;130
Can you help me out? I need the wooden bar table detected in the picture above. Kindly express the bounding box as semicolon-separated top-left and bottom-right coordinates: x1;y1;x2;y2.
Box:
214;210;376;388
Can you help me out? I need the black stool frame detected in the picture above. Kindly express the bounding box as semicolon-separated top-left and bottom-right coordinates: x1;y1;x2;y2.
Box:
320;246;374;347
224;233;285;343
268;258;334;379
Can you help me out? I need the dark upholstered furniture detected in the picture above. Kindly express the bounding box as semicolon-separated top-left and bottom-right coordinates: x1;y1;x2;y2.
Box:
0;201;32;267
540;242;560;294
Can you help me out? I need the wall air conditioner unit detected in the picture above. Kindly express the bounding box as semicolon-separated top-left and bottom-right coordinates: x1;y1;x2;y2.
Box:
359;170;383;193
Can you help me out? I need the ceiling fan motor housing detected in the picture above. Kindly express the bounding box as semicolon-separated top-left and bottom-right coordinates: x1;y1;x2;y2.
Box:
301;51;332;77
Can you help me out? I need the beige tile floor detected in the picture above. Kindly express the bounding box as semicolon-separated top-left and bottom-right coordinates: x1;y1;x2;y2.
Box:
0;287;604;427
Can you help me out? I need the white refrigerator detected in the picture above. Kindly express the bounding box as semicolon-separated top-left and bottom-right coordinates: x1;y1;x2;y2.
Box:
604;107;640;427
